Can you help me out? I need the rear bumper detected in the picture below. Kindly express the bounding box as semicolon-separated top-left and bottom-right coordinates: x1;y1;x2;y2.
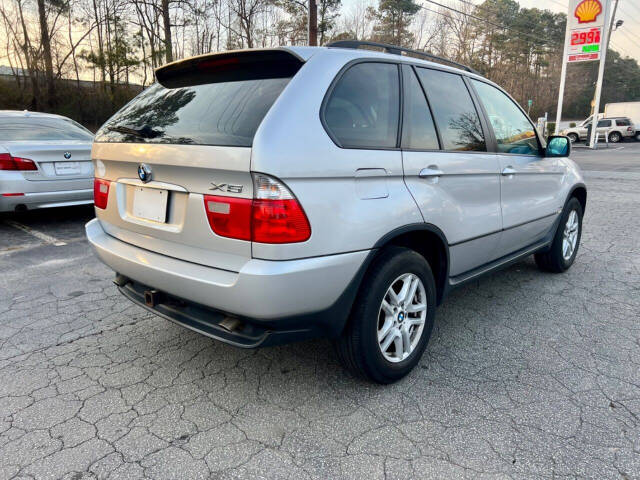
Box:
0;173;93;212
86;218;370;343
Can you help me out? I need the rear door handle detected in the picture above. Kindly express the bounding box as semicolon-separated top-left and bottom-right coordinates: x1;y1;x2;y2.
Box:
501;166;516;176
419;166;444;178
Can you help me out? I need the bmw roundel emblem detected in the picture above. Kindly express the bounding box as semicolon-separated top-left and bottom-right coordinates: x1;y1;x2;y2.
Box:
138;163;152;183
63;152;71;159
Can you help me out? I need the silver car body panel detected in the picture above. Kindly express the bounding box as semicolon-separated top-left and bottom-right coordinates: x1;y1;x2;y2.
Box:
402;151;502;276
86;46;586;330
86;217;367;319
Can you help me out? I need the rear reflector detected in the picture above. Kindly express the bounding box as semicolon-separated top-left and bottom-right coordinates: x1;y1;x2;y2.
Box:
94;178;110;209
1;193;24;197
0;153;37;171
203;174;311;244
204;195;252;241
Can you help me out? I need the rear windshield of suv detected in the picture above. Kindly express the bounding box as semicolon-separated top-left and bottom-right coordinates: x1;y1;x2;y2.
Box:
95;77;291;147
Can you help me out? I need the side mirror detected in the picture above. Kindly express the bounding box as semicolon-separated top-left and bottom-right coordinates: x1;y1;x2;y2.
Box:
546;135;571;157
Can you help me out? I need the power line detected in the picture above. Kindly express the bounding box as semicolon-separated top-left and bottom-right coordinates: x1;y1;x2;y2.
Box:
545;0;568;9
422;0;547;43
617;29;640;50
610;41;633;58
615;14;640;42
617;6;640;26
622;0;640;16
421;0;640;63
456;0;567;11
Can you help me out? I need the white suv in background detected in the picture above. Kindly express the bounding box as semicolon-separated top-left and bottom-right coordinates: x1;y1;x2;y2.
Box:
562;116;636;143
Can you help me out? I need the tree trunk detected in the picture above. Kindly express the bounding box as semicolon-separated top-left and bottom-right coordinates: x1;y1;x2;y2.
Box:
162;0;173;63
36;0;55;107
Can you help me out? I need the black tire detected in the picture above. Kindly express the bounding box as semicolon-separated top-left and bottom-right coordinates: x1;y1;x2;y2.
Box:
534;197;583;273
567;133;579;144
608;131;621;143
335;246;436;384
635;132;640;142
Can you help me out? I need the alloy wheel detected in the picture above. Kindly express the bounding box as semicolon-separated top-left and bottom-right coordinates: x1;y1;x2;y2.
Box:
377;273;427;363
562;210;579;261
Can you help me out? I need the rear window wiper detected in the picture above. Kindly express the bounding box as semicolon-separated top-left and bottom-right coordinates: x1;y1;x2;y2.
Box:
107;125;162;139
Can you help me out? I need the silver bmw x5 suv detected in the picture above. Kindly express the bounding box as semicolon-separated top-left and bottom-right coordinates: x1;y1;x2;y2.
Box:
86;42;586;383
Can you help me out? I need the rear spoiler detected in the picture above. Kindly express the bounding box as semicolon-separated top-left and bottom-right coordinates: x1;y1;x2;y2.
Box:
155;49;305;88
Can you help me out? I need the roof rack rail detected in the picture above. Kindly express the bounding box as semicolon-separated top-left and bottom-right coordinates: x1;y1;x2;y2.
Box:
326;40;480;75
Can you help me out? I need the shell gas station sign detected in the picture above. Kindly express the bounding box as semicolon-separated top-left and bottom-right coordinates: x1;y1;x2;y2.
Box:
567;0;606;62
556;0;612;148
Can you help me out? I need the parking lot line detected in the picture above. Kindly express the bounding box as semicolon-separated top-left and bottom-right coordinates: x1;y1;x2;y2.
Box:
3;219;67;247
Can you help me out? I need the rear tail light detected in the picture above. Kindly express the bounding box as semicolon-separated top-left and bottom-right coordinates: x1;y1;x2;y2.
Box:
94;178;110;209
628;127;633;132
203;173;311;244
204;195;252;241
0;153;37;171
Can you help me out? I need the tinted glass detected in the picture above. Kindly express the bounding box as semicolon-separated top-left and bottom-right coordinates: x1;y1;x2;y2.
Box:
95;78;291;146
0;117;93;141
402;68;439;150
615;118;630;126
597;119;611;127
324;63;400;148
416;69;485;151
472;80;540;155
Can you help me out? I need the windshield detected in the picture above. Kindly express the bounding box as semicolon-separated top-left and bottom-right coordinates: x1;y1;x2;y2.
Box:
95;77;291;147
0;117;93;141
582;116;593;127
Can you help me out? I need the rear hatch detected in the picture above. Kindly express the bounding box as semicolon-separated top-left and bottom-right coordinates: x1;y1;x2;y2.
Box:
93;49;304;272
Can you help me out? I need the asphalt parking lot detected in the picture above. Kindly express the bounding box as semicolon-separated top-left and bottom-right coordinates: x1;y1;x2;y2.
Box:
1;145;639;479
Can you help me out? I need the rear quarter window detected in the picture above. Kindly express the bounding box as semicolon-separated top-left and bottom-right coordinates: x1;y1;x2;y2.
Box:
323;62;400;149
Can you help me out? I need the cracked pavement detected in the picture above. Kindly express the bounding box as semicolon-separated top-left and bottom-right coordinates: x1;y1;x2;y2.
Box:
0;150;639;479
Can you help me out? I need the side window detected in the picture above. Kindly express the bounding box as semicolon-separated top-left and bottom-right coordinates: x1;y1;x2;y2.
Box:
616;119;631;126
324;62;400;148
416;68;486;151
402;68;439;150
471;80;540;156
597;119;611;128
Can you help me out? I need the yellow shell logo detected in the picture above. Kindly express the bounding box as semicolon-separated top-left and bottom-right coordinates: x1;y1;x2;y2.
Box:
574;0;602;23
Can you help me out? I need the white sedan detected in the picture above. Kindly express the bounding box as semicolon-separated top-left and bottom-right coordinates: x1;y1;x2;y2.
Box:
0;110;94;212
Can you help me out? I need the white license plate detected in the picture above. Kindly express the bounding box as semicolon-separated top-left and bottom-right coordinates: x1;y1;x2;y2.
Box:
54;161;81;175
132;187;168;223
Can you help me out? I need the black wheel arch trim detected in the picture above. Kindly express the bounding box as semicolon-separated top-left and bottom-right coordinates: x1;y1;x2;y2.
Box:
320;223;452;337
567;182;587;213
371;223;450;304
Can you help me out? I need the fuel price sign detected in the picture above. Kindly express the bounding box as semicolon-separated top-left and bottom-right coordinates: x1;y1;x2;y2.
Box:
566;0;605;63
568;26;601;62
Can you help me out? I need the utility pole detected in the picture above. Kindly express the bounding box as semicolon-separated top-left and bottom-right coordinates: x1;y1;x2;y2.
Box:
588;0;618;149
308;0;318;46
554;8;572;135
